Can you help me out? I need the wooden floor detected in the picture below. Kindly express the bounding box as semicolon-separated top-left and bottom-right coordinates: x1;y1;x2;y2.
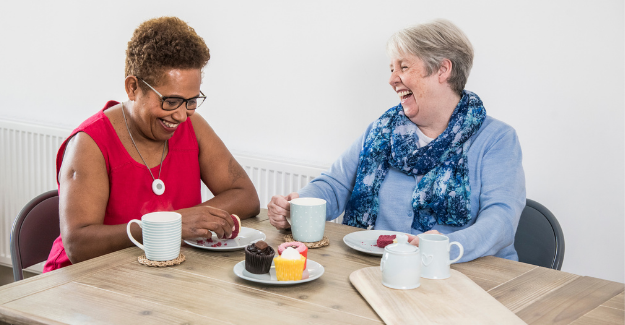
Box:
0;265;37;286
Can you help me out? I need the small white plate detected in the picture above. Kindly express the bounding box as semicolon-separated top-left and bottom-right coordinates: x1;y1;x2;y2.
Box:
184;227;266;251
233;259;324;285
343;230;409;256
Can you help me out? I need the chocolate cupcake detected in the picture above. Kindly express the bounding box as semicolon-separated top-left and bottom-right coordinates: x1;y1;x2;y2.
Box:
245;240;275;274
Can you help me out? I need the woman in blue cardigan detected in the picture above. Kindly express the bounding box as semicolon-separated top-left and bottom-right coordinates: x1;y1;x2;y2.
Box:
268;19;525;263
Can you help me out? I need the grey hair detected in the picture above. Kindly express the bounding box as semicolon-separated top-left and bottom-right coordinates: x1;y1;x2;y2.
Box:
387;19;474;95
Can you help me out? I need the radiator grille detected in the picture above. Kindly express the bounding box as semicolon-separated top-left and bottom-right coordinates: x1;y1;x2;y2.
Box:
0;121;68;271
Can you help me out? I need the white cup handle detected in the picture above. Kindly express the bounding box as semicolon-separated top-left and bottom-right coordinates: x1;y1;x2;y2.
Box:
448;241;464;264
127;219;145;251
285;201;292;226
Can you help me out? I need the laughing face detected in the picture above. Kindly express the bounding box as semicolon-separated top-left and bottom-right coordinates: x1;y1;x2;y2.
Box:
131;69;202;142
388;54;441;124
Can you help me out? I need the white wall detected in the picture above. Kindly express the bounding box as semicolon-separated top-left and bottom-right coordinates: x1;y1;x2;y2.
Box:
0;0;622;282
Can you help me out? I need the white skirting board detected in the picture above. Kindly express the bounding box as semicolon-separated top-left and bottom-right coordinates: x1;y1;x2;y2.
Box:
0;119;331;274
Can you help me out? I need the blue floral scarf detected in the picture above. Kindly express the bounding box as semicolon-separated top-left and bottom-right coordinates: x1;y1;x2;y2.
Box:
343;90;486;231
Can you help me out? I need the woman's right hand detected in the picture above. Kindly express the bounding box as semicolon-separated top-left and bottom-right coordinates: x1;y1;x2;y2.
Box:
268;192;299;229
407;230;442;247
178;205;234;239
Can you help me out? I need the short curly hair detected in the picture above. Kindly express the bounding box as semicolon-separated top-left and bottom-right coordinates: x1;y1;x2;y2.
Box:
125;17;210;89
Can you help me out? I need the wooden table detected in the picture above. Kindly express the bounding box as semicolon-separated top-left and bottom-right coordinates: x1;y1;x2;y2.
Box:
0;210;622;325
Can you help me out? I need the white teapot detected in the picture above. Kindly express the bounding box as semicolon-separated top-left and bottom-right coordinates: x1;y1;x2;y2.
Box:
380;234;421;289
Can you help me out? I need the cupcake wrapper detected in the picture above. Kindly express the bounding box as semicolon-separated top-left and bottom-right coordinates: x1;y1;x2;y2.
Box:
274;256;306;281
245;249;275;274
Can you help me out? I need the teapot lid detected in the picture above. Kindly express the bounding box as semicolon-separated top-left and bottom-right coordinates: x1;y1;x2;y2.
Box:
385;234;418;253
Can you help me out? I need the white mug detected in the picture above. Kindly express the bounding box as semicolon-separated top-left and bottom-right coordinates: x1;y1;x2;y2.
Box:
380;234;421;289
418;233;464;279
127;211;182;261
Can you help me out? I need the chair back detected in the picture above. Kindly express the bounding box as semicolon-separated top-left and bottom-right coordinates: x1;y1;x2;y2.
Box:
10;189;60;281
514;199;565;270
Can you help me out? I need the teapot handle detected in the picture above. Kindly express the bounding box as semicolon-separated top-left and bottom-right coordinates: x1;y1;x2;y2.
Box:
380;253;388;272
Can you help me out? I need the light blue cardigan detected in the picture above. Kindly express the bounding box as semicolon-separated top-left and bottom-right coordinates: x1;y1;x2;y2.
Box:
298;115;526;262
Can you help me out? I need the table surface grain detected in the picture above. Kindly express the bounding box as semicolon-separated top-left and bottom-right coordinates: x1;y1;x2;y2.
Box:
0;210;622;325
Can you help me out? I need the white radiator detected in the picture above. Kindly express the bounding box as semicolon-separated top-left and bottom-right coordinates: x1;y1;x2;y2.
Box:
0;121;68;272
0;119;329;273
218;156;326;208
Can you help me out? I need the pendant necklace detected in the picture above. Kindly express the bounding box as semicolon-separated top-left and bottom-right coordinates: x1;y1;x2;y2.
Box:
121;102;167;195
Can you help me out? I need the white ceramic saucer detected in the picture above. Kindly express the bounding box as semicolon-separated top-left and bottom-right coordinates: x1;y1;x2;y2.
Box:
233;260;324;285
184;227;266;251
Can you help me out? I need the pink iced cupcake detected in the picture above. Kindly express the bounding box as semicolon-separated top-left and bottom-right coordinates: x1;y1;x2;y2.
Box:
278;242;308;269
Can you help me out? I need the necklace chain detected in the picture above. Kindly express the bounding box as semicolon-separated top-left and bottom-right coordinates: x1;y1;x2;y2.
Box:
121;102;167;181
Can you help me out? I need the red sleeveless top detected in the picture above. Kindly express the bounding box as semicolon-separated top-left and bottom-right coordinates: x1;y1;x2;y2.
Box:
43;101;202;272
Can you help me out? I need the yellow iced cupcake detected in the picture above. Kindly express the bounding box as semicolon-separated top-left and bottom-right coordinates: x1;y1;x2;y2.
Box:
274;247;306;281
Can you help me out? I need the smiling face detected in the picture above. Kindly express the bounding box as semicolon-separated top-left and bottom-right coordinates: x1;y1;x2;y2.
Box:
388;54;443;124
129;68;202;142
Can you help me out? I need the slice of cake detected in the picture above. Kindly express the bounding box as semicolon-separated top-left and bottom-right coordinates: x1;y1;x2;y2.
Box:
228;214;241;239
377;235;397;248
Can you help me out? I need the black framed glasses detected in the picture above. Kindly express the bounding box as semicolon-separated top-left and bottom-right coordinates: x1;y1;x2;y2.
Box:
138;77;206;111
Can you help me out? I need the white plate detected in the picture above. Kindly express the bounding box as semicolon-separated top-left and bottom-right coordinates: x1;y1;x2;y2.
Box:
233;259;324;285
184;227;266;251
343;230;409;256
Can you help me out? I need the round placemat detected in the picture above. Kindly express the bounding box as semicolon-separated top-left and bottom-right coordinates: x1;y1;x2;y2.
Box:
138;253;186;267
283;234;329;249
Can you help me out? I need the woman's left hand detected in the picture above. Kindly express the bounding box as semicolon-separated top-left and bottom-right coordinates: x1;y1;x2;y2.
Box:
407;230;441;246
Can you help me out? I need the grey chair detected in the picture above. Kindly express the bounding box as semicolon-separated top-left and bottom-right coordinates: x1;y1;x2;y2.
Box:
10;189;60;281
514;199;565;270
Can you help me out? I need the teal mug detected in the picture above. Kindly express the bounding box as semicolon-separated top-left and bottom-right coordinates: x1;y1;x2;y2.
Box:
289;198;326;242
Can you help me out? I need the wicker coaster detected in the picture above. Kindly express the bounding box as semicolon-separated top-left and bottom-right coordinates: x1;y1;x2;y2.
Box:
138;253;186;267
283;234;330;249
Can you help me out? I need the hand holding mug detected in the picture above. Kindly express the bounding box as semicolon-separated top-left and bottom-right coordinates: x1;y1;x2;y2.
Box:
407;230;441;246
268;192;299;229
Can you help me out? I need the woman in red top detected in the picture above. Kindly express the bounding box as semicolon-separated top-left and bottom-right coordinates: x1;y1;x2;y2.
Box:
44;17;260;271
